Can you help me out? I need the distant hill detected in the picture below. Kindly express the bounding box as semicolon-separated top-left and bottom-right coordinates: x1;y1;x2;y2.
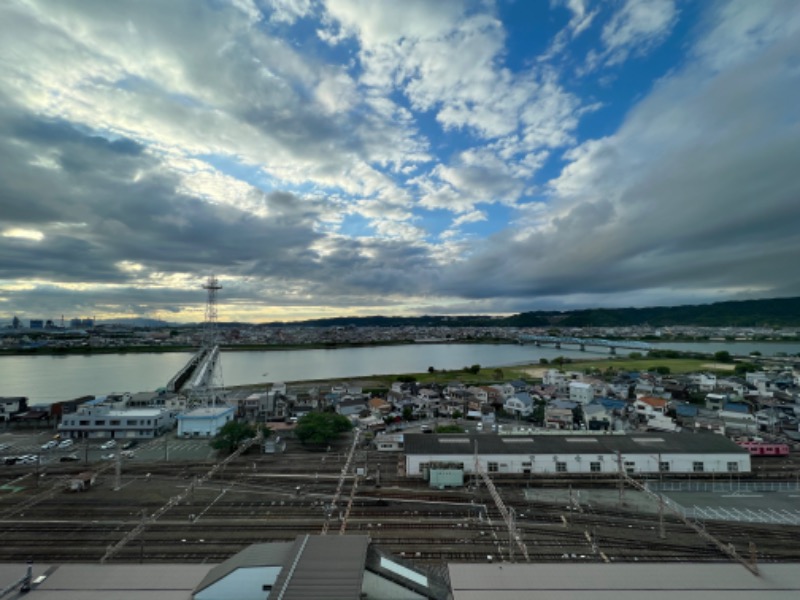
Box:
258;297;800;329
96;318;173;328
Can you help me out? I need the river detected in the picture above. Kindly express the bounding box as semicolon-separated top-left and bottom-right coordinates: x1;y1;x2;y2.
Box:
1;341;797;407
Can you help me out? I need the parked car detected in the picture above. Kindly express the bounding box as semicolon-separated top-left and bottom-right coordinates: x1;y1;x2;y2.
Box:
59;454;80;462
58;439;74;449
41;440;58;450
0;443;11;452
3;456;18;465
18;454;38;464
101;453;115;460
121;450;135;459
121;440;138;450
100;440;116;450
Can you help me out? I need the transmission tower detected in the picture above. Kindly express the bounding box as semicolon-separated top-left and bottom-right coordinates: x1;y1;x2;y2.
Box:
195;275;225;406
202;275;222;349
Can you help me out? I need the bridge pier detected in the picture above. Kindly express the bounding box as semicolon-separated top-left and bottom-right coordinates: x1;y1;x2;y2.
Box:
555;342;561;349
580;344;585;351
609;347;616;355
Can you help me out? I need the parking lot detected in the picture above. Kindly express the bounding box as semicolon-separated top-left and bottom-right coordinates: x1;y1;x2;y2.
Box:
0;429;218;467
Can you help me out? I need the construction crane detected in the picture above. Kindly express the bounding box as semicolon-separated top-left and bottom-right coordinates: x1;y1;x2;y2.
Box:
473;444;529;562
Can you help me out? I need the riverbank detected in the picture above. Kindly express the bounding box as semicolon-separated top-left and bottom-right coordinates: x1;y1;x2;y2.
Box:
0;338;515;357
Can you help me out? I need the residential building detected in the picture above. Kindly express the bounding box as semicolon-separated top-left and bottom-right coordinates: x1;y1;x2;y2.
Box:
569;381;593;404
0;397;28;423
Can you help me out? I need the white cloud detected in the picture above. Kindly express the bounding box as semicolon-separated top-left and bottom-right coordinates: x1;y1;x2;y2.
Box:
440;0;800;304
265;0;313;24
580;0;678;72
452;210;487;227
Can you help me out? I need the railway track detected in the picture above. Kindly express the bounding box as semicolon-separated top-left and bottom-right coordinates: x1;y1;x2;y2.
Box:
1;448;798;567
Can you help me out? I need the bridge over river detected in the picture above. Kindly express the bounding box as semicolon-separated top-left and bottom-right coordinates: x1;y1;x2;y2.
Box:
165;345;220;394
518;335;653;354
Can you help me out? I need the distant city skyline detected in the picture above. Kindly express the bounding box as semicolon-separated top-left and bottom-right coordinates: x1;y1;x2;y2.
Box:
1;1;799;323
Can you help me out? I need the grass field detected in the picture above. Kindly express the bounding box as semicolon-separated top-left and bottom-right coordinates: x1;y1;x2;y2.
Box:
229;357;731;394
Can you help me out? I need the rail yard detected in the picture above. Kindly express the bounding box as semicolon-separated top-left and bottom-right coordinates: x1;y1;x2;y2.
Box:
1;432;799;570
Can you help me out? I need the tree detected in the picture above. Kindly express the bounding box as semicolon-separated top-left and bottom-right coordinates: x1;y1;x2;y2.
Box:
734;362;759;375
402;406;414;421
493;368;504;380
293;412;353;446
427;366;435;373
210;420;260;453
714;350;733;363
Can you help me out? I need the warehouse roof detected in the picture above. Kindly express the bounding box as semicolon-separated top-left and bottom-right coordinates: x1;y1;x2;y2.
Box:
403;432;748;456
449;562;800;600
269;534;370;599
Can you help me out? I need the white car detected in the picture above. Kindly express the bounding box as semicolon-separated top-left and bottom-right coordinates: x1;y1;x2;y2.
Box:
58;439;74;449
101;453;115;460
40;440;58;450
18;454;38;464
100;440;116;450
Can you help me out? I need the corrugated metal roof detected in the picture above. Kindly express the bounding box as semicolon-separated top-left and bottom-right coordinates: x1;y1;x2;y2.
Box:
194;541;294;594
404;432;748;456
270;535;370;600
449;563;800;599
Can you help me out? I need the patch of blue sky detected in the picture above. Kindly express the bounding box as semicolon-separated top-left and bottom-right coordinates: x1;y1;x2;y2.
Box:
193;153;315;198
498;1;567;70
411;207;455;242
196;153;269;186
459;203;513;238
256;7;361;75
337;213;375;238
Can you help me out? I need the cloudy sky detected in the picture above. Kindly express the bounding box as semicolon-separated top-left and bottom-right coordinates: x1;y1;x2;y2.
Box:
1;0;799;324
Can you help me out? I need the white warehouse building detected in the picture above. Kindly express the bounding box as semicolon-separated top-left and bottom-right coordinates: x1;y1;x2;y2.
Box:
177;405;235;438
404;432;751;476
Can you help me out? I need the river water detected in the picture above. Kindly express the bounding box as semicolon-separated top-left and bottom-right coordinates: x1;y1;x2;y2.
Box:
1;341;797;407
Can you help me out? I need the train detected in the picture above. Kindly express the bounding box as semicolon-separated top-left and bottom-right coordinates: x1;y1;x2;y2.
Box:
736;440;790;456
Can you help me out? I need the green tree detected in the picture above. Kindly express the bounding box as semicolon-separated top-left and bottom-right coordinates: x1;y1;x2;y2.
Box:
210;420;260;453
402;406;414;421
532;402;546;425
714;350;733;363
629;352;643;359
493;368;504;380
293;412;353;446
734;362;759;375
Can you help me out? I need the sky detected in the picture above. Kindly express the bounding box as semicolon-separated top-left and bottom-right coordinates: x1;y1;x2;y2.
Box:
1;0;799;324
